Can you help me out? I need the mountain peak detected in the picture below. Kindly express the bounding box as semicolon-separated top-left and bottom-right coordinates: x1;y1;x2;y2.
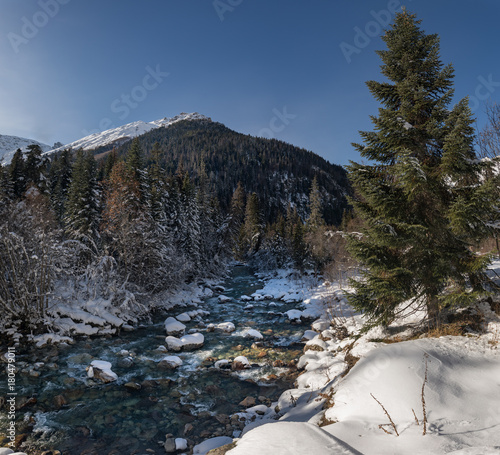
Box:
47;112;211;156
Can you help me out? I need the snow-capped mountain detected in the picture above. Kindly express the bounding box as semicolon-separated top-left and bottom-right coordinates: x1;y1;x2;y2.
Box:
47;112;210;156
0;134;52;164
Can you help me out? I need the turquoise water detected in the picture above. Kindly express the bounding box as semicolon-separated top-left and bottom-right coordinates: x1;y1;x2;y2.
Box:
0;266;310;454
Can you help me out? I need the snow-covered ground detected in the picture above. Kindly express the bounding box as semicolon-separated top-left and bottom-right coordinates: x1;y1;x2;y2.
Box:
196;264;500;455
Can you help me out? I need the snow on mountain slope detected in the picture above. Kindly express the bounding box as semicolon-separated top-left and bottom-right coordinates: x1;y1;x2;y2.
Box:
46;112;210;156
0;134;51;164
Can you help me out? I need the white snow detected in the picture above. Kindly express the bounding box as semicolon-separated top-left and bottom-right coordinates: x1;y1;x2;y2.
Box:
218;295;232;303
227;422;359;455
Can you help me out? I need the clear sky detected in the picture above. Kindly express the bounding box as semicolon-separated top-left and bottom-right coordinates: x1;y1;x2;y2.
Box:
1;0;499;166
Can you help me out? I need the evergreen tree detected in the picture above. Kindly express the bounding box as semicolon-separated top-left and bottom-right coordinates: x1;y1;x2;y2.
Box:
9;149;26;199
347;11;494;325
24;144;46;190
126;138;143;183
64;150;100;246
242;192;262;255
49;149;73;223
306;175;324;231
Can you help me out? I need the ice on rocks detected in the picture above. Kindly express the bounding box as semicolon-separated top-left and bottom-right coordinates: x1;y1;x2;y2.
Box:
218;295;232;303
301;330;318;342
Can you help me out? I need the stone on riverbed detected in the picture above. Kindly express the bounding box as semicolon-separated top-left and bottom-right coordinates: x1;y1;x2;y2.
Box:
232;356;250;370
165;317;186;337
86;360;118;383
158;355;183;369
165;336;184;352
176;312;192;323
218;295;232;303
180;333;204;351
245;329;264;340
210;322;235;333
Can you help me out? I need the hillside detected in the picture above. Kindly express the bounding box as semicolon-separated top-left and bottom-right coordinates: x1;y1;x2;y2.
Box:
0;134;52;164
106;118;350;225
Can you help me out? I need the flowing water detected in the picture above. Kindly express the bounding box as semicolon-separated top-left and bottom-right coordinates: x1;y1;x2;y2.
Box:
0;266;310;454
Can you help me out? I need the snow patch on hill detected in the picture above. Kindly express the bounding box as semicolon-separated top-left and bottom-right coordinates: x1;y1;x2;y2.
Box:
0;134;51;164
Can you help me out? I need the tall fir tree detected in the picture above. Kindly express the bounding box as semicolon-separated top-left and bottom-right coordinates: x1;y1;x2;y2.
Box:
64;150;100;246
242;192;262;255
24;144;46;191
9;149;26;199
306;175;324;231
347;11;494;325
49;149;73;224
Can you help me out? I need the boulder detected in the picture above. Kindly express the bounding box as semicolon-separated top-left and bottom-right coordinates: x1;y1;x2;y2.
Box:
86;360;118;383
176;312;192;323
214;322;235;333
180;333;204;351
158;356;183;369
232;356;250;370
165;317;186;337
218;295;232;303
165;336;184;352
245;329;263;340
239;396;256;407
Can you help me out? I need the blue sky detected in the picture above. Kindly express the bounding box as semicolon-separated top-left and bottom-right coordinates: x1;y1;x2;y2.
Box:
1;0;499;166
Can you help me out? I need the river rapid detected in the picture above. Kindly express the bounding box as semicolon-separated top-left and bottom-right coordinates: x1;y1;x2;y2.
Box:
0;265;312;454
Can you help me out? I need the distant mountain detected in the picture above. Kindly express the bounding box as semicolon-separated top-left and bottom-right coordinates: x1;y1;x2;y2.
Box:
0;134;52;164
47;112;210;156
109;117;350;226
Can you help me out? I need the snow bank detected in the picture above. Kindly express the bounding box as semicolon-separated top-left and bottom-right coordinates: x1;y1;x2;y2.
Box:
227;422;359;455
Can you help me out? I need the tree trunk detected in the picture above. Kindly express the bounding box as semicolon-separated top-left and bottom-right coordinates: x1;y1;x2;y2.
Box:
426;294;440;327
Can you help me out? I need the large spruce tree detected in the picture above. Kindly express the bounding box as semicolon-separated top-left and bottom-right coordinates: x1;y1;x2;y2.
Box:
347;11;494;325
